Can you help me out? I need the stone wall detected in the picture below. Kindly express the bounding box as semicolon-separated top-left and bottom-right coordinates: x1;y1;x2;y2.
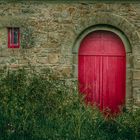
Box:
0;1;140;108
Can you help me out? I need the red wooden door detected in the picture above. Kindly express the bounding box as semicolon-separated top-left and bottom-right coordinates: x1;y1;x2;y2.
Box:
78;30;126;114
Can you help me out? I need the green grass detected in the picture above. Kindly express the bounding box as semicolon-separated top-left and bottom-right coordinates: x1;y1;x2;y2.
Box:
0;69;140;140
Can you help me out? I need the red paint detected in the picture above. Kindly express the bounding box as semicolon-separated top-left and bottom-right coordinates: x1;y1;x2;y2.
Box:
78;31;126;115
8;28;20;48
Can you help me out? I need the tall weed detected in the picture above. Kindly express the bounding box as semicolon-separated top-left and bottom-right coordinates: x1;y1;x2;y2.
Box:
0;69;140;140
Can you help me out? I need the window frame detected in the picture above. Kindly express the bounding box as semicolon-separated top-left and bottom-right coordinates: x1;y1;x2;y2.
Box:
8;27;20;48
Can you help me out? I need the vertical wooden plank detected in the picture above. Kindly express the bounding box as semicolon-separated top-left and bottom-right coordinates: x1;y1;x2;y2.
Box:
78;30;126;115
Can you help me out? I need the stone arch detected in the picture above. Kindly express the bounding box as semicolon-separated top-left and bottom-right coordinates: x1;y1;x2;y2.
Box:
72;13;139;109
72;24;132;54
72;12;140;54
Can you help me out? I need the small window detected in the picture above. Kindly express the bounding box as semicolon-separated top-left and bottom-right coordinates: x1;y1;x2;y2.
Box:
8;27;20;48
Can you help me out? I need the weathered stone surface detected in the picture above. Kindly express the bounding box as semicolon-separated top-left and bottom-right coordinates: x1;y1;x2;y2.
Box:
73;64;78;78
37;57;48;64
126;54;133;68
133;88;140;105
60;66;72;78
126;69;133;80
133;45;140;55
126;80;132;99
48;53;60;64
133;55;140;69
0;1;139;108
0;57;9;64
133;70;140;80
133;80;140;88
73;54;78;65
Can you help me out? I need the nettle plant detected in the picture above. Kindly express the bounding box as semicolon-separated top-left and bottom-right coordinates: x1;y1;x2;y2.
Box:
21;26;35;49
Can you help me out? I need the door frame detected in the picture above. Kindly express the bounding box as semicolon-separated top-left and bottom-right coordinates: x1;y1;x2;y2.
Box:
72;24;132;109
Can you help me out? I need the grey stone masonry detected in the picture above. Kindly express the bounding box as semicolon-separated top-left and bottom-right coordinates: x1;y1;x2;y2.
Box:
0;1;140;109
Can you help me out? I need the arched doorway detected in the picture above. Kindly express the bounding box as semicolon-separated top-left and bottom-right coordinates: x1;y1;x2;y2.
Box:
78;30;126;114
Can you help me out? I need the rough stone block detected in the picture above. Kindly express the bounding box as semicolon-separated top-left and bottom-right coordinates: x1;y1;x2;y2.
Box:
133;80;140;88
73;64;78;78
48;53;60;64
133;88;140;101
133;70;140;80
60;55;73;65
133;88;140;99
0;49;9;57
37;57;48;64
133;55;140;69
126;80;132;99
61;66;72;78
73;54;78;65
126;69;133;80
133;45;140;55
126;54;133;68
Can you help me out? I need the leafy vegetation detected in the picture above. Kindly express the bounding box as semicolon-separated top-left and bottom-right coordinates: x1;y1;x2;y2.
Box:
21;27;35;49
0;69;140;140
